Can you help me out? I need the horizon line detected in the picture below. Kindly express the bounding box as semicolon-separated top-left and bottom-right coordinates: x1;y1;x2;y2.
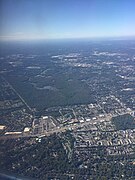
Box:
0;35;135;42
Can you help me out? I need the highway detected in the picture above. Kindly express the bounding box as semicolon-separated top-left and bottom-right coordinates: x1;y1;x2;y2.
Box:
0;110;133;141
0;115;112;140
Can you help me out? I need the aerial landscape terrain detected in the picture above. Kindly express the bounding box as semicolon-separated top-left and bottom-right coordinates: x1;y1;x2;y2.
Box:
0;39;135;179
0;0;135;179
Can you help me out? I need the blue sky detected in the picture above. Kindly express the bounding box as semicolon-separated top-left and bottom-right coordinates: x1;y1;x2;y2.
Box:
0;0;135;40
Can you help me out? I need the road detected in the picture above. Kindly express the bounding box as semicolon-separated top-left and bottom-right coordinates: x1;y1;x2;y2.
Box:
0;115;112;140
0;110;133;141
3;77;32;112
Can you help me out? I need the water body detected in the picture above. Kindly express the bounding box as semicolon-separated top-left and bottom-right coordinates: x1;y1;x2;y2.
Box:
31;83;59;91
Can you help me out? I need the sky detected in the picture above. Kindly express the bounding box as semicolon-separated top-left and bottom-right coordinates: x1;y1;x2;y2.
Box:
0;0;135;40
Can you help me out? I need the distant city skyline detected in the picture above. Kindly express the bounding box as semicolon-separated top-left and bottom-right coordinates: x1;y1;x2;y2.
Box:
0;0;135;40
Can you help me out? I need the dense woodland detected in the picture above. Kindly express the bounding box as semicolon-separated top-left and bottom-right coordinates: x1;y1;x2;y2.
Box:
112;114;135;130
